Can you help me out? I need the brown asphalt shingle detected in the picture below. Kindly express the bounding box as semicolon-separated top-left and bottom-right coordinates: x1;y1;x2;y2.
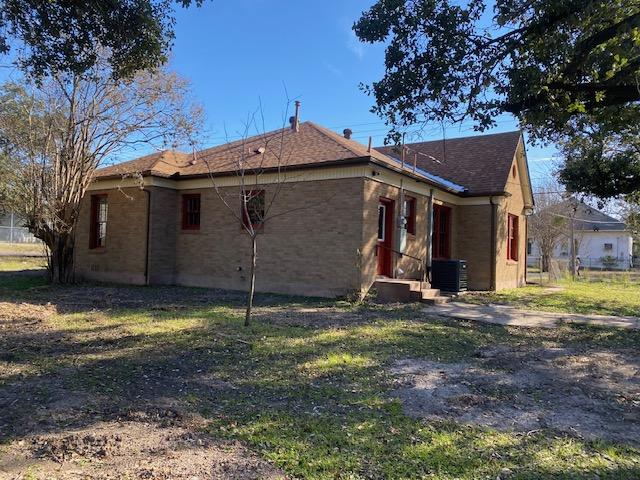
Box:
94;122;418;180
93;122;522;197
376;131;522;195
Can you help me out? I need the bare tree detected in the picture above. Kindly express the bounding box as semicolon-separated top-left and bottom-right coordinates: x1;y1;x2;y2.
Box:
529;182;570;273
195;101;330;326
0;57;202;283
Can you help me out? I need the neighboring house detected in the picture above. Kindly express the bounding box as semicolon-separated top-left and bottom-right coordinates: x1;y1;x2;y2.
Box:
528;202;634;270
75;116;533;298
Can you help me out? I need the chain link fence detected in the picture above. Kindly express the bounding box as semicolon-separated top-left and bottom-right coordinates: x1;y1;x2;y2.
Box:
528;255;637;285
0;225;39;243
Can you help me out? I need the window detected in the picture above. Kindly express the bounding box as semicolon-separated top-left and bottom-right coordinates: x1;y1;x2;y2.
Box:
182;194;201;230
507;214;519;261
89;195;108;249
432;204;451;259
242;190;265;229
527;240;532;255
512;164;517;178
403;196;416;235
604;243;613;251
377;204;386;241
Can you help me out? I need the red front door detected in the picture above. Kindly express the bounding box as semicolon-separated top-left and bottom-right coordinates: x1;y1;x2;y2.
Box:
377;198;394;276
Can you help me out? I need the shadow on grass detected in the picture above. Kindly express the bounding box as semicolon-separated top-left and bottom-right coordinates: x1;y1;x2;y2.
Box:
1;278;639;478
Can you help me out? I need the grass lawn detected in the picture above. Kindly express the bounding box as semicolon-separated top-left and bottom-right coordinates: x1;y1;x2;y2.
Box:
1;259;639;479
0;242;46;256
0;255;47;272
464;278;640;317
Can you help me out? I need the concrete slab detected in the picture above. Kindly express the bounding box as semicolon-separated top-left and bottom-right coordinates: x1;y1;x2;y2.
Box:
424;302;640;330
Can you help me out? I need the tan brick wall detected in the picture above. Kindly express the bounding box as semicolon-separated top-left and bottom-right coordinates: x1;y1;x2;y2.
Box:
455;204;493;290
75;188;148;284
171;178;364;297
75;179;363;297
74;169;528;295
495;150;528;290
147;187;179;284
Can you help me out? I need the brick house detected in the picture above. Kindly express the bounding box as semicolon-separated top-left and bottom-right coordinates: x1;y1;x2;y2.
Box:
75;116;533;298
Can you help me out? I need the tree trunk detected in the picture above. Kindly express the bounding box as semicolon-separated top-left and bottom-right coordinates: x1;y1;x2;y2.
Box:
48;233;75;284
541;253;550;272
245;235;257;327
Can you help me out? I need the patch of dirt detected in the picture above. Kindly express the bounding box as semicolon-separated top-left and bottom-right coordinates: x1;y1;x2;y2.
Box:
252;306;369;328
390;345;640;445
1;419;285;480
0;301;55;324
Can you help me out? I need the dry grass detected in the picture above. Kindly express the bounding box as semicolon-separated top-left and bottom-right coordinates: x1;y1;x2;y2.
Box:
0;275;639;479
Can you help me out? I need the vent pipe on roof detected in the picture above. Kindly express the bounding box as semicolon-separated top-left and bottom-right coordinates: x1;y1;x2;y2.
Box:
289;100;301;132
343;128;353;139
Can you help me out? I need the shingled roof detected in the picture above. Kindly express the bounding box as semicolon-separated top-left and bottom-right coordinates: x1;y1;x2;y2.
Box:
95;122;395;178
93;123;523;197
376;131;523;195
570;202;628;232
93;122;467;192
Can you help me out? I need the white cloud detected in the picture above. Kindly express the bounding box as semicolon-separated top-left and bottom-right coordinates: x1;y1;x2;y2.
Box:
346;28;365;60
323;61;343;77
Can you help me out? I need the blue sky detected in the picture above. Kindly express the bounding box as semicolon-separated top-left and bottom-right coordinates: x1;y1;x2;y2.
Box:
0;0;559;189
166;0;558;190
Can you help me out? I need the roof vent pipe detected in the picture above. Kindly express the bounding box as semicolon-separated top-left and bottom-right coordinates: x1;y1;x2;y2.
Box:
343;128;353;139
289;100;301;132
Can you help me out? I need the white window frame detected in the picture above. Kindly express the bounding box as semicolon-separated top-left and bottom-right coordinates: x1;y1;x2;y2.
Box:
377;204;386;241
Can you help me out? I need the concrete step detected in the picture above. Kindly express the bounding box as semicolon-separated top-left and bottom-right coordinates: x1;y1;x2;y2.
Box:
374;278;432;303
420;288;441;299
421;295;452;305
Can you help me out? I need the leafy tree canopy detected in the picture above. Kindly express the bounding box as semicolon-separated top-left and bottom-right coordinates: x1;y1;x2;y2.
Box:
354;0;640;199
354;0;640;142
0;0;203;78
559;117;640;198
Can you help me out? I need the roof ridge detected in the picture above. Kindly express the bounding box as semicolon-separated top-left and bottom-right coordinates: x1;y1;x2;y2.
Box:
304;121;369;158
98;149;175;173
399;130;521;147
575;202;625;223
196;126;289;159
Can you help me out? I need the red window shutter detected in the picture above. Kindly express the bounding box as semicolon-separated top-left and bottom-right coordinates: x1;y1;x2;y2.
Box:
89;196;97;249
507;214;518;261
89;194;107;249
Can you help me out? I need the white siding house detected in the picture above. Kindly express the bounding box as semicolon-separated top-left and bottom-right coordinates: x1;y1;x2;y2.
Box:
528;203;634;270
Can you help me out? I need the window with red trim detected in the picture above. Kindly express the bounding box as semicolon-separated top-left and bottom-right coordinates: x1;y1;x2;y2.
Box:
403;196;416;235
432;204;451;259
89;194;108;249
242;190;265;230
507;214;519;261
182;194;201;230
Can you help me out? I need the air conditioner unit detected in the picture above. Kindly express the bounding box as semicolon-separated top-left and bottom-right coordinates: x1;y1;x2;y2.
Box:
431;259;468;292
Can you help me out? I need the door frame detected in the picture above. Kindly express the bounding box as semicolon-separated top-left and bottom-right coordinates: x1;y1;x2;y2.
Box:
377;197;395;277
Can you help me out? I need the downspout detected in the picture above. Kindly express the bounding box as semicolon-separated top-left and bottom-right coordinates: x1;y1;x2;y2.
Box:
143;188;151;285
425;188;434;284
524;215;528;285
396;178;405;278
489;196;497;290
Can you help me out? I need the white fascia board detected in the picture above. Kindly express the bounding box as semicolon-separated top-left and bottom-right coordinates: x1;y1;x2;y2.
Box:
88;162;496;206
